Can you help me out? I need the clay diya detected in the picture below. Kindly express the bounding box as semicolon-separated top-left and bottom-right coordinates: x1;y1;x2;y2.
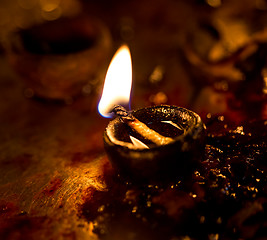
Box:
104;105;205;183
4;15;112;100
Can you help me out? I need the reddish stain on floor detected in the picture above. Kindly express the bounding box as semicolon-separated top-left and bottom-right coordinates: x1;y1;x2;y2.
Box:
42;178;63;196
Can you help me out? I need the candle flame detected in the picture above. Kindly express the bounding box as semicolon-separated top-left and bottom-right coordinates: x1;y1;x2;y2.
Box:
98;45;132;118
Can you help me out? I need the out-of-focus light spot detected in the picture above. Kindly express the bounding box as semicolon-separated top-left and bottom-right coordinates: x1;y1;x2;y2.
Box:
230;193;236;198
82;84;92;95
232;126;245;135
206;0;221;8
200;216;205;223
218;115;224;121
217;174;226;179
149;65;164;84
41;6;62;21
208;233;219;240
217;217;222;224
18;0;37;10
182;236;191;240
263;77;267;94
97;205;105;212
189;192;197;198
214;81;228;91
149;92;168;105
40;0;61;12
214;19;250;56
132;206;138;213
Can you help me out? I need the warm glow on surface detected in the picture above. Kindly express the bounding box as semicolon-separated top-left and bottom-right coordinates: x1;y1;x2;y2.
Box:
98;45;132;118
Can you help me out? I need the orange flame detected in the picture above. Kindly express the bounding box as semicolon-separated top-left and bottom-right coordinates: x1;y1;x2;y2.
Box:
98;45;132;118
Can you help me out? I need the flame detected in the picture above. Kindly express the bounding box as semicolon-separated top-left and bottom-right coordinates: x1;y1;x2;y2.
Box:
98;45;132;118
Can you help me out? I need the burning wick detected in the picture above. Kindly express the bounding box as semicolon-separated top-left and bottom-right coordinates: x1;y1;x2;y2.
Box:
111;105;174;146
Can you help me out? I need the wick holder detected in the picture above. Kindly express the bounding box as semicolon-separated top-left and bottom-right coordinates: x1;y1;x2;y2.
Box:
104;105;206;184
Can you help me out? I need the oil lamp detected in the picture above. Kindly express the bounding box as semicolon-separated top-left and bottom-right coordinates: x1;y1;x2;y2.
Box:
5;15;111;100
98;45;206;184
